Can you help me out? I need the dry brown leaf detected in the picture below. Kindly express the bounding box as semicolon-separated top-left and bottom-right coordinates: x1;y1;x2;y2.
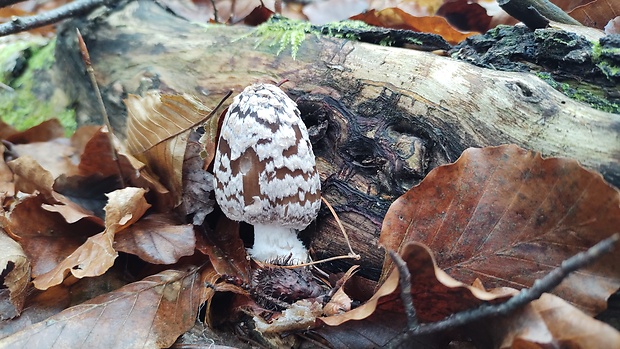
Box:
0;144;14;197
318;242;508;347
114;213;196;264
529;293;620;347
0;266;205;348
7;156;55;199
5;194;98;278
33;187;150;290
4;119;64;145
0;229;31;320
322;242;509;326
569;0;620;29
0;120;18;139
12;138;78;179
125;92;218;208
436;0;492;33
201;216;251;284
351;8;475;44
470;287;620;348
379;145;620;315
0;285;71;339
368;0;444;16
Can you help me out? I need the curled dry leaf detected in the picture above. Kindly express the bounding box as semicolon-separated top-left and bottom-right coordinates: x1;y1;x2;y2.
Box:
33;187;150;290
201;216;251;284
7;156;55;199
379;145;620;315
474;287;620;348
321;242;510;326
4;119;65;145
351;8;476;44
0;266;205;349
0;144;14;197
114;213;196;264
0;229;31;320
125;92;218;208
5;194;99;278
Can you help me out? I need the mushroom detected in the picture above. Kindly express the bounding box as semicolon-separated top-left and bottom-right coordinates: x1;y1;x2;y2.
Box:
213;83;321;264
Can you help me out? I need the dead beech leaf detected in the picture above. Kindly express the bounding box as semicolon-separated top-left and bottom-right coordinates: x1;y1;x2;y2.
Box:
125;92;217;207
5;194;98;278
4;119;64;144
351;8;476;44
569;0;620;29
0;229;31;320
0;144;14;197
379;145;620;315
0;266;205;349
318;243;507;348
529;293;620;347
472;287;620;348
32;187;150;290
201;216;251;284
11;138;78;179
322;242;510;327
8;156;55;198
114;213;196;264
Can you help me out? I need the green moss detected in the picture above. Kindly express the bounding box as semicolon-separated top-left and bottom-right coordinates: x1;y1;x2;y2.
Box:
242;16;314;59
536;72;619;113
0;38;76;134
244;16;375;59
591;40;620;80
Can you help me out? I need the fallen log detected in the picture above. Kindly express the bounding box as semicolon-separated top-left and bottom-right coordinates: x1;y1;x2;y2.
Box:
54;0;619;279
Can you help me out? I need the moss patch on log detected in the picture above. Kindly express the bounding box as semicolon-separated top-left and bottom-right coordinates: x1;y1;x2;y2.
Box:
0;37;76;134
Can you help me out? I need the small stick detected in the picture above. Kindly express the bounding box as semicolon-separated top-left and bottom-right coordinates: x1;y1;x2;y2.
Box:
0;0;108;37
76;28;125;187
389;250;418;330
389;233;619;347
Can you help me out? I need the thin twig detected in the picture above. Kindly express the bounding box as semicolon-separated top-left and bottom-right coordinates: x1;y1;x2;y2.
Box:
389;250;418;330
390;233;619;347
0;0;109;37
321;196;359;258
76;28;125;187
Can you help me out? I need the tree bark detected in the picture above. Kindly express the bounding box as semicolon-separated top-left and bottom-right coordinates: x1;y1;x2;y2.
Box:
55;0;620;279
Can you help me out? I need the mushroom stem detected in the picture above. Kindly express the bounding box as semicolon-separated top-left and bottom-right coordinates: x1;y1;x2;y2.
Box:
249;224;309;264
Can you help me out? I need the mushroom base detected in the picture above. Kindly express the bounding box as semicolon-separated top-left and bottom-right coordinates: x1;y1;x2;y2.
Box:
248;224;309;264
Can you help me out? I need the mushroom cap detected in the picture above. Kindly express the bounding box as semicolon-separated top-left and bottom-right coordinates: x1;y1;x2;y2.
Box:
213;83;321;229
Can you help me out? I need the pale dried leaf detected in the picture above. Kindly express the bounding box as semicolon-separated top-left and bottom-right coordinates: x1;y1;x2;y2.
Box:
7;156;54;198
125;92;216;206
12;138;78;179
0;267;205;349
0;229;31;320
32;188;150;290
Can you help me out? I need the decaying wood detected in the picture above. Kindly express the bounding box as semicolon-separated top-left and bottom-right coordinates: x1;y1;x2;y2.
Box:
54;1;619;279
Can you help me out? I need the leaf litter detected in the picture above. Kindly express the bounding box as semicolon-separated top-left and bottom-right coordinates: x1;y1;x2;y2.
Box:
1;113;619;348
